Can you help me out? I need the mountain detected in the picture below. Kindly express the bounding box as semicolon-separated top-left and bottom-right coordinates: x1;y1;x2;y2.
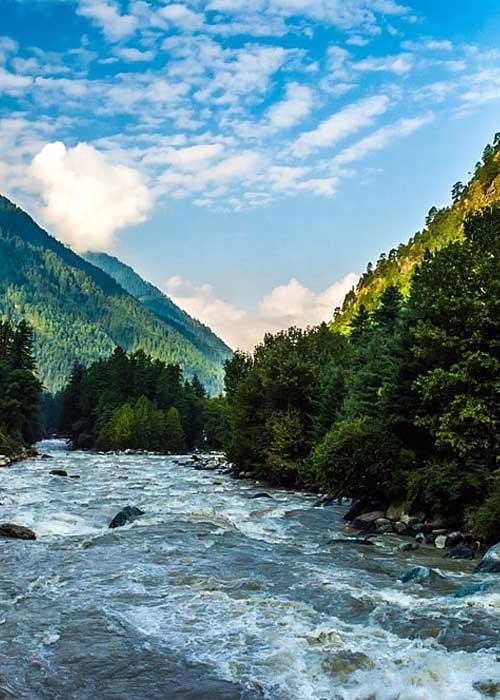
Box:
332;136;500;331
0;195;232;394
83;252;231;368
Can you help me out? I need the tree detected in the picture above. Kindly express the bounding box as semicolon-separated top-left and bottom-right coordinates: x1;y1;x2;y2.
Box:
451;181;465;203
164;407;186;453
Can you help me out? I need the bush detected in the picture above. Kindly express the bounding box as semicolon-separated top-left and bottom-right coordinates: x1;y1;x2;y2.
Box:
466;480;500;544
306;417;409;502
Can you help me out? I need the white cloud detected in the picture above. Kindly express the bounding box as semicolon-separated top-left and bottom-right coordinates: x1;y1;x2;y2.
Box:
332;113;434;167
0;67;32;93
353;52;413;74
267;82;313;130
114;47;155;62
77;0;138;42
158;3;204;30
165;271;358;350
30;142;153;251
0;37;18;64
292;94;389;156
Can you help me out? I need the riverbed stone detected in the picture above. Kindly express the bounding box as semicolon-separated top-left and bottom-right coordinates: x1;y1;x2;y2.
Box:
386;503;407;522
443;544;475;560
399;541;419;552
474;542;500;573
394;521;409;535
351;511;386;531
109;506;145;529
445;531;464;548
50;469;68;477
249;492;274;500
322;651;374;681
0;523;36;540
375;517;392;534
415;533;426;544
434;535;447;549
399;565;443;583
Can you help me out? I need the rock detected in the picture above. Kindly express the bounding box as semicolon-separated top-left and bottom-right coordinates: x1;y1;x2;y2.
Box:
109;506;145;529
445;531;464;548
394;521;409;535
474;542;500;573
249;492;274;500
411;522;425;534
415;533;426;544
425;533;435;545
375;517;392;534
41;454;53;460
70;475;81;479
443;544;475;560
400;514;419;527
327;537;375;547
386;503;407;522
434;535;447;549
399;565;444;584
351;511;386;531
50;469;68;477
454;582;495;598
399;541;419;552
432;529;448;536
0;523;36;540
322;651;374;681
313;494;337;507
343;499;380;522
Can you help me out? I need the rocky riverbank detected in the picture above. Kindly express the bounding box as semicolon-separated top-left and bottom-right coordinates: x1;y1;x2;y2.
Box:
0;446;38;468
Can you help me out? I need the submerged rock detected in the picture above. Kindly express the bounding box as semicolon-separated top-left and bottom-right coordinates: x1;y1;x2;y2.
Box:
474;542;500;573
323;650;374;681
109;505;145;529
327;537;375;546
443;544;475;560
399;541;419;552
248;492;274;500
0;523;36;540
454;582;495;598
50;469;68;477
399;565;444;584
375;517;392;534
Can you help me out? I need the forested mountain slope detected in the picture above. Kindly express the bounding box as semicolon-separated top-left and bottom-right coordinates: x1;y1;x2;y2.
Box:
84;252;232;366
0;195;230;394
333;135;500;331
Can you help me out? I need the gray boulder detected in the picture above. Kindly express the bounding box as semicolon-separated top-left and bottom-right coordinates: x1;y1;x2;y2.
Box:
0;523;36;540
109;506;145;529
375;517;392;534
50;469;68;477
351;511;385;531
443;544;475;560
399;565;444;584
399;541;419;552
474;542;500;573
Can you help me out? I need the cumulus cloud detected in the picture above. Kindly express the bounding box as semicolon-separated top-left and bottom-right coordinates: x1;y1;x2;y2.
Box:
165;272;358;350
353;52;414;74
292;94;389;156
267;82;314;130
30;142;153;252
76;0;138;42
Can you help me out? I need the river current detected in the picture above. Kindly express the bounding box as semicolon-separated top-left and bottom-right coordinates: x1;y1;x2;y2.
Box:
0;439;499;699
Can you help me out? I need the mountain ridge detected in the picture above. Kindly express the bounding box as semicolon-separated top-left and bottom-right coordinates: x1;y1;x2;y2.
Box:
0;194;230;394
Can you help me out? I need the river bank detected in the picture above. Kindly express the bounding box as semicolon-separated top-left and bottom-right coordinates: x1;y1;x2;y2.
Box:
0;445;38;467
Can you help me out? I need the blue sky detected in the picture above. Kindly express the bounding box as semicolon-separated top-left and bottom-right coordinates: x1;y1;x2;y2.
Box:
1;0;500;348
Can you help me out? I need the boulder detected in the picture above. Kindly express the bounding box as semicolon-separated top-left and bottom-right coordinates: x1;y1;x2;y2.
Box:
0;523;36;540
411;522;425;534
434;535;447;549
50;469;68;477
249;492;274;500
375;518;392;534
474;542;500;573
327;537;375;547
394;521;409;535
351;511;386;531
386;503;407;522
415;533;426;544
41;454;53;460
109;506;145;529
322;651;374;681
343;499;381;522
443;544;475;560
424;533;435;545
400;514;419;527
399;565;444;584
399;541;419;552
454;582;495;598
313;494;337;507
445;531;464;548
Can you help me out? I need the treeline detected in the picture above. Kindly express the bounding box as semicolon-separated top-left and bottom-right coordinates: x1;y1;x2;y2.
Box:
59;348;228;453
224;207;500;542
0;320;42;454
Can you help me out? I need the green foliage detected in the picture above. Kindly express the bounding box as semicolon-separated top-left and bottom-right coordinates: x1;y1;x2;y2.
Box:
60;347;226;454
225;202;500;540
0;195;231;394
0;320;42;452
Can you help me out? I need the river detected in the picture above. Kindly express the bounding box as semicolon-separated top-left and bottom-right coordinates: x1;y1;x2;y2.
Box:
0;439;499;699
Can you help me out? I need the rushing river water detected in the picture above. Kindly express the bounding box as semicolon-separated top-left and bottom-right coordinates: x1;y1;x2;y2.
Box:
0;440;499;699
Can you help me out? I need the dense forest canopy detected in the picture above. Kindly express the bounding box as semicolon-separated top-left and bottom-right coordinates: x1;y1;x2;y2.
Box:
0;195;231;394
224;205;500;542
332;133;500;331
0;320;42;455
59;349;228;454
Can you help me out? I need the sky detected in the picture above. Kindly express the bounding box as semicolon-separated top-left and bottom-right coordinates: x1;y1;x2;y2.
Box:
1;0;500;349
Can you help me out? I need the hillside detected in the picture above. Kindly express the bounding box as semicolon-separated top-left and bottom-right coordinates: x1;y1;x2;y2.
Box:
84;252;231;366
0;195;231;394
332;135;500;331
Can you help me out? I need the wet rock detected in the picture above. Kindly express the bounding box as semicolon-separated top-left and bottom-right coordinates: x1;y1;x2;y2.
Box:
109;505;145;529
70;475;81;479
375;517;392;534
344;499;381;522
445;531;464;548
399;541;419;552
473;681;500;698
41;454;53;459
248;492;274;500
327;537;375;546
411;522;425;534
0;523;36;540
454;582;495;598
50;469;68;477
323;651;374;681
386;503;407;522
399;565;444;584
351;511;386;531
313;494;337;507
425;533;435;545
400;514;421;527
434;535;447;549
415;533;426;544
394;521;409;535
474;542;500;573
443;544;475;560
